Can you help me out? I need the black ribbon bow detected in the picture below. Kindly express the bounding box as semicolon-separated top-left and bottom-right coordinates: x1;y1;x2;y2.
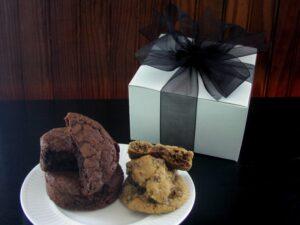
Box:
136;3;265;100
135;4;265;149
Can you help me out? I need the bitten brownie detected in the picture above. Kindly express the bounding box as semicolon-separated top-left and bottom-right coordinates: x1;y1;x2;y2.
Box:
64;112;119;196
40;128;77;172
40;113;124;210
46;165;124;210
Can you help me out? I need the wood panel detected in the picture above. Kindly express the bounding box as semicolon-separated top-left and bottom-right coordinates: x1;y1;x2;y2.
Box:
80;0;111;99
225;0;277;97
173;0;197;17
49;0;82;99
0;0;24;100
195;0;224;20
266;0;300;96
18;0;53;99
137;0;171;48
0;0;299;99
194;0;224;43
287;23;300;97
109;0;139;99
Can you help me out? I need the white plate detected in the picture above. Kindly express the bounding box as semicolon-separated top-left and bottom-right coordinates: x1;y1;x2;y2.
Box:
20;144;195;225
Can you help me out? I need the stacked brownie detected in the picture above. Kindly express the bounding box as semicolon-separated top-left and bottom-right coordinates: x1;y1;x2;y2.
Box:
40;113;123;210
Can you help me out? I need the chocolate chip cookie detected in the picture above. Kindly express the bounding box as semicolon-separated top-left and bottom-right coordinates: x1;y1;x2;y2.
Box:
120;172;189;214
120;154;190;214
126;155;175;203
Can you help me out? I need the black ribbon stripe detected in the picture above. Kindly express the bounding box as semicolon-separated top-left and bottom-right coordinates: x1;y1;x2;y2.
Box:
135;3;264;148
160;67;198;149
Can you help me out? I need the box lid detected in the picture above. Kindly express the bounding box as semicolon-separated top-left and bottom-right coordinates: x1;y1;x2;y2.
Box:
129;65;175;91
129;54;257;107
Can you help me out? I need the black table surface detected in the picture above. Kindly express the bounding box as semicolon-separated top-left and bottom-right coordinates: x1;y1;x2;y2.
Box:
0;98;299;225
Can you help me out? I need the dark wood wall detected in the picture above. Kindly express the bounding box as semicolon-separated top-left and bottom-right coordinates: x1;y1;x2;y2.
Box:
0;0;299;100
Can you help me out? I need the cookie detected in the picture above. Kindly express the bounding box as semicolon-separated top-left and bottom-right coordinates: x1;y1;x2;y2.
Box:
121;155;189;214
121;142;193;214
40;127;77;172
46;165;124;210
127;140;153;159
126;155;175;204
64;112;119;196
128;141;194;171
152;144;194;171
120;174;189;214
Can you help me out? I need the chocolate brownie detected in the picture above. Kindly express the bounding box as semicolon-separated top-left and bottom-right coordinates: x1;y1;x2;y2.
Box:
128;141;194;171
64;112;119;196
40;128;78;172
46;165;124;210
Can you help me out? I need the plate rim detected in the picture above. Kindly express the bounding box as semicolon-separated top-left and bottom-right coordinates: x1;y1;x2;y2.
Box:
20;163;36;225
20;143;196;225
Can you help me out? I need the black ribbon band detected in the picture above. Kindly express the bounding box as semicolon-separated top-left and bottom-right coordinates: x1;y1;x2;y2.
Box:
160;67;198;149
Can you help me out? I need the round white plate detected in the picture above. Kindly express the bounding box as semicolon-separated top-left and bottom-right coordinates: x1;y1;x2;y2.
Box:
20;144;195;225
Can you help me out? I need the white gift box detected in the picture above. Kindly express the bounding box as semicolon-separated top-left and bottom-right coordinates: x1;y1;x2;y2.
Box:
129;53;257;161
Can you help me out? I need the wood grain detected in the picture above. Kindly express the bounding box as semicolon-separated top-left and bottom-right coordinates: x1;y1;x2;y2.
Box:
109;0;139;99
195;0;224;20
80;0;111;99
225;0;277;97
266;0;300;96
18;0;53;99
173;0;197;17
225;0;251;27
287;20;300;97
137;0;170;48
0;0;24;100
0;0;299;99
49;0;82;99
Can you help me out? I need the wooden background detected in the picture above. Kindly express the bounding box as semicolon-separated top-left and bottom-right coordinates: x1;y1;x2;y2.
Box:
0;0;299;100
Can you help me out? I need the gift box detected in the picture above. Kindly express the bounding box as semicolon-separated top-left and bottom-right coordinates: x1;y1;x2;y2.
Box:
129;53;256;161
128;4;263;161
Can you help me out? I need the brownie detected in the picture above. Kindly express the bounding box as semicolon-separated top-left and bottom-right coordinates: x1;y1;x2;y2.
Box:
46;165;124;210
128;141;194;171
40;128;78;172
64;113;119;196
